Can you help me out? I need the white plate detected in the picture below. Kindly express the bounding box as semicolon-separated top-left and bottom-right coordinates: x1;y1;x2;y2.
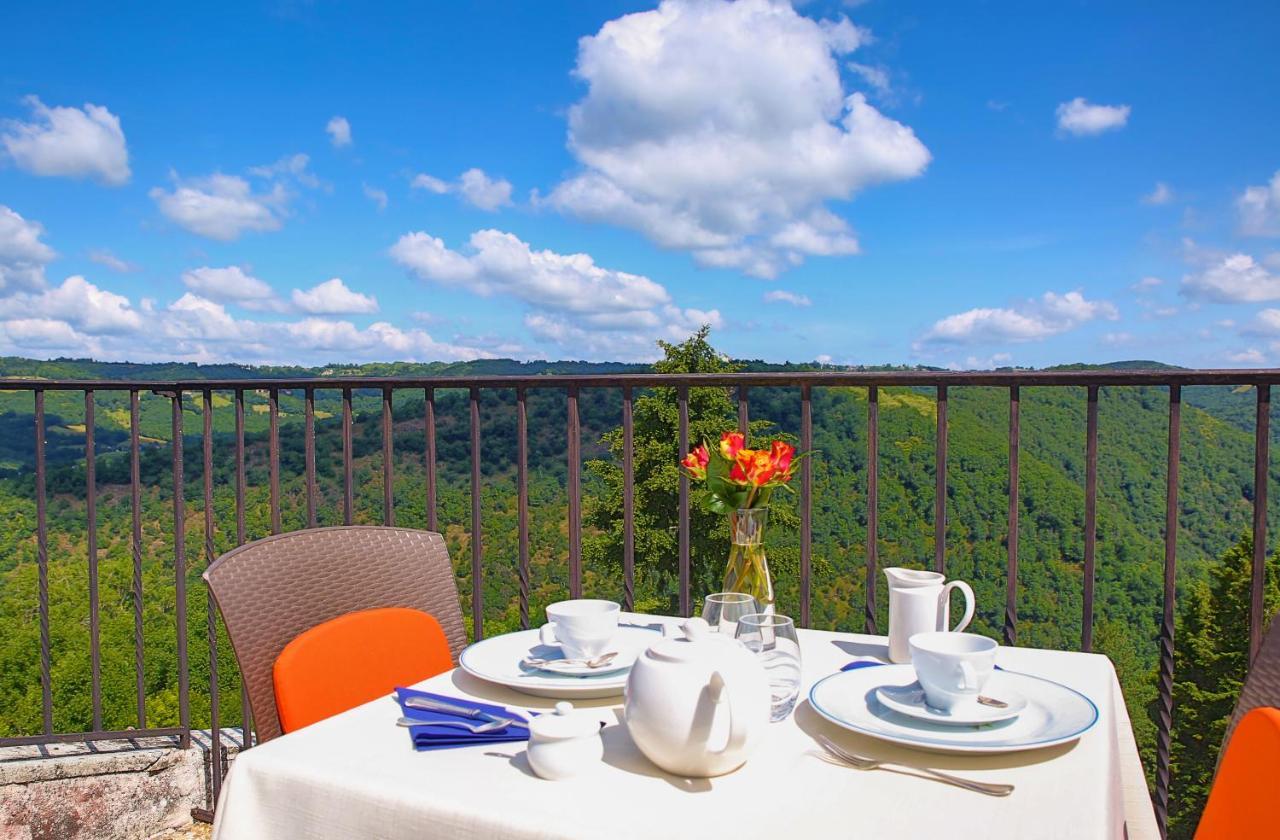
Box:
875;676;1027;726
808;664;1098;754
460;625;661;699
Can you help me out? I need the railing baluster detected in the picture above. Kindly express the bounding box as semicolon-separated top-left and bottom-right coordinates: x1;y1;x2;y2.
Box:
1005;386;1020;647
1251;384;1271;663
935;385;948;574
425;388;437;532
1083;385;1099;652
1155;385;1181;835
172;391;190;749
383;387;394;526
35;390;51;735
568;386;583;599
678;385;690;617
305;387;316;528
85;390;101;731
517;387;530;629
269;388;280;534
865;386;879;635
800;385;813;628
622;386;635;612
131;390;145;728
342;387;353;526
470;387;484;640
738;385;749;437
234;389;250;746
203;390;221;799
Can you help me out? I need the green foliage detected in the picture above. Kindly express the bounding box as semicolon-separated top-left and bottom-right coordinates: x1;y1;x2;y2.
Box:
1164;533;1280;839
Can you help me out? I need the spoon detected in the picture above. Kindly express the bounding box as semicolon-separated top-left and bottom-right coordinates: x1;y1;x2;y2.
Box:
523;651;620;669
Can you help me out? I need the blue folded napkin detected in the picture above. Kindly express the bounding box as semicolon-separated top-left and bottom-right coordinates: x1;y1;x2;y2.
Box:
840;660;1005;672
394;686;531;751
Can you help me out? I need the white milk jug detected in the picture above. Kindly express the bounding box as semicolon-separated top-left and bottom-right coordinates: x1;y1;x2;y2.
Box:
883;567;976;663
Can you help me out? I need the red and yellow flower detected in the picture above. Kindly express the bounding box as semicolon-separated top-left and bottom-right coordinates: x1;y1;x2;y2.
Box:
680;444;710;480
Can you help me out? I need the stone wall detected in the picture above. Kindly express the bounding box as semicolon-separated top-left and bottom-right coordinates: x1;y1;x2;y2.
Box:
0;731;240;840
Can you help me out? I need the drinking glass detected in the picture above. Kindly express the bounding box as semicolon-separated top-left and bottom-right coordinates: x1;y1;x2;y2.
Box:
735;613;802;721
701;592;762;635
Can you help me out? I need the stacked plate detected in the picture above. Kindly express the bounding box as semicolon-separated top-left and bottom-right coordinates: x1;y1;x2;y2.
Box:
459;625;662;699
808;664;1099;754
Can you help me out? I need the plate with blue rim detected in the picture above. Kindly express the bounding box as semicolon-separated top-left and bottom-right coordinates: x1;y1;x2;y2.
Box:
808;664;1098;754
459;625;662;699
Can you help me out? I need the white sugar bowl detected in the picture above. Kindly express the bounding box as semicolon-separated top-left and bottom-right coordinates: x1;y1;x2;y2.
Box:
525;701;603;781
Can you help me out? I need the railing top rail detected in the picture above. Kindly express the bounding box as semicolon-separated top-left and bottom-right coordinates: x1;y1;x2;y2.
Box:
3;368;1280;391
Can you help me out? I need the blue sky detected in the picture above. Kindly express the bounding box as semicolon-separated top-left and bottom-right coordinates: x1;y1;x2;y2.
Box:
1;0;1278;368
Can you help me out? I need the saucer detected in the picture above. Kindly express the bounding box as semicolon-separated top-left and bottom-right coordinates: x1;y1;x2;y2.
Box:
520;646;634;676
875;676;1027;725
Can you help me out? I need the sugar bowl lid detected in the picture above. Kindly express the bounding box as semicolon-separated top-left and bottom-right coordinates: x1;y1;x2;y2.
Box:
528;701;600;741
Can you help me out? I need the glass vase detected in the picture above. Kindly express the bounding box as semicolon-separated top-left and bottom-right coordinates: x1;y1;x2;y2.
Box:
722;507;775;613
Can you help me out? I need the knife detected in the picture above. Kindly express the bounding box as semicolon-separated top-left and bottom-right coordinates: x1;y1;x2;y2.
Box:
402;695;529;729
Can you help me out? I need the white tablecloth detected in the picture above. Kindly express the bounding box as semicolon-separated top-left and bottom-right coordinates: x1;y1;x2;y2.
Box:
213;615;1158;840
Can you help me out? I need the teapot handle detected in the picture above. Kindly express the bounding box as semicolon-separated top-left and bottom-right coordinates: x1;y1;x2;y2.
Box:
706;670;750;757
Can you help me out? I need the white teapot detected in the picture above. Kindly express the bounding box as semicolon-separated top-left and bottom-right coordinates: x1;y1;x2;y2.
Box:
623;617;770;777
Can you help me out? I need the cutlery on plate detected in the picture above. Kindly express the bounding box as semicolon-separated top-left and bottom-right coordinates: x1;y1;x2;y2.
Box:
523;651;620;669
402;695;529;729
815;735;1014;797
396;716;509;734
977;695;1009;709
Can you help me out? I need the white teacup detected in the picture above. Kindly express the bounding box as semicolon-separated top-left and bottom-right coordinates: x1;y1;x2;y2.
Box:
908;631;998;712
539;599;620;660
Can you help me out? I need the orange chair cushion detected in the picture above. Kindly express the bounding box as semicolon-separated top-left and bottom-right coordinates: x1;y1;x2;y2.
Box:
1196;707;1280;839
273;607;453;733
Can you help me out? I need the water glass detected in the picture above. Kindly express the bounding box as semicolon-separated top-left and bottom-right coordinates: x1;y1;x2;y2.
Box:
735;613;802;721
701;592;761;635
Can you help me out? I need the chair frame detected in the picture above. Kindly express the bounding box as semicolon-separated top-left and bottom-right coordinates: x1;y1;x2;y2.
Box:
204;526;466;743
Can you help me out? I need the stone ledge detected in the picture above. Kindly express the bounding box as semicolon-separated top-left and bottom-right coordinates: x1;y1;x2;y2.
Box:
0;730;243;840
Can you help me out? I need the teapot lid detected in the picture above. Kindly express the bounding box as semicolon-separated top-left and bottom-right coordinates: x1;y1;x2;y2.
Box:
647;617;744;663
528;701;601;741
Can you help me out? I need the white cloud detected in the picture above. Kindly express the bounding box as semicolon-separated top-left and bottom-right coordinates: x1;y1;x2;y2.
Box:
326;116;352;147
1228;348;1267;365
1;96;130;185
1180;253;1280;303
1055;97;1130;137
457;168;513;211
544;0;929;277
1131;276;1163;291
847;62;891;97
763;289;812;307
248;153;321;189
150;173;286;241
363;183;389;211
0;282;488;365
0;205;55;294
181;266;277;307
411;173;450;193
391;228;719;360
1142;182;1173;205
87;249;137;273
919;290;1118;346
0;275;141;333
291;278;379;314
411;169;513;210
1238;170;1280;237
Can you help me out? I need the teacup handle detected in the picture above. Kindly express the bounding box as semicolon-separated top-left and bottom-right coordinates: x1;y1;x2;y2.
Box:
943;581;975;633
539;623;559;646
958;661;978;691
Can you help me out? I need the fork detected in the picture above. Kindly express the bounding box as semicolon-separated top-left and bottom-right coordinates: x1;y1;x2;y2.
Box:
396;716;509;734
815;735;1014;797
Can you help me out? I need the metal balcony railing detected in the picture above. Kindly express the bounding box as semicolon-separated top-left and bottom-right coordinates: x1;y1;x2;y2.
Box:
2;368;1279;834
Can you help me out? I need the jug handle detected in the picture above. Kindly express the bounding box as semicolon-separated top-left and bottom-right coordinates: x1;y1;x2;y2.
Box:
943;580;975;633
706;670;749;757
